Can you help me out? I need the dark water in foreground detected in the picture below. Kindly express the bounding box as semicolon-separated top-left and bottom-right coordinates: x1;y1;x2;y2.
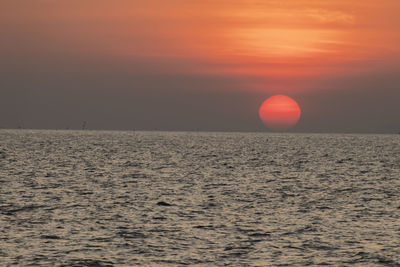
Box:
0;130;399;266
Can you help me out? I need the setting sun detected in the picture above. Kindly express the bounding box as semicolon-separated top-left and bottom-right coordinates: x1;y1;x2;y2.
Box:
1;1;400;266
259;95;301;131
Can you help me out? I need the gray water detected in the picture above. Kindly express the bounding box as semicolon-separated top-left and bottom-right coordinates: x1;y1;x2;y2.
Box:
0;130;399;266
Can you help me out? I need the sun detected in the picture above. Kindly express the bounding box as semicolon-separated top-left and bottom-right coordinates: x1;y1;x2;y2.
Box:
259;95;301;131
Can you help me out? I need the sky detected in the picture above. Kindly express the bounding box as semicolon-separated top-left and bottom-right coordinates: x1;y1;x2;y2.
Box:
1;0;399;133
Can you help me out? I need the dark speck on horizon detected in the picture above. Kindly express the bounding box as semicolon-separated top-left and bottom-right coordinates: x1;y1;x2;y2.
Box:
1;0;400;266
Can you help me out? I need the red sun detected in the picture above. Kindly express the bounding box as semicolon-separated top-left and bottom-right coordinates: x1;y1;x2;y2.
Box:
259;95;301;131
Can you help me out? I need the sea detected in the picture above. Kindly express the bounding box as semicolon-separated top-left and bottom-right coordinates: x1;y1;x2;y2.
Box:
0;129;399;266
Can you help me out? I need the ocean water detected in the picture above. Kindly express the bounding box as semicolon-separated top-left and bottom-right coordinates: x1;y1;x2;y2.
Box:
0;129;399;266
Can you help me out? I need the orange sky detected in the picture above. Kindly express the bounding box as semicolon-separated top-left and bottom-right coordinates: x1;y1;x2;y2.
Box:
3;0;400;92
1;0;400;132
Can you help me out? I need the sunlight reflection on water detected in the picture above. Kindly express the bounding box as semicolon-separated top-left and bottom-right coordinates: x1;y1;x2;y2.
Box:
0;130;399;266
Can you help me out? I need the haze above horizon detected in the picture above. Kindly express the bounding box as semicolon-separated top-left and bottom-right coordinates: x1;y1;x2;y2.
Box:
1;0;399;133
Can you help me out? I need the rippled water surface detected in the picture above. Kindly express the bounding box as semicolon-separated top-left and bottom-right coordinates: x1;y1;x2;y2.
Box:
1;130;400;266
